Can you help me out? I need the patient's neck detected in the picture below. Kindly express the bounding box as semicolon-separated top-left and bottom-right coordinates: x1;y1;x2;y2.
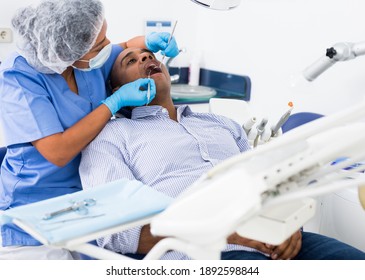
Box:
156;99;177;121
149;89;177;121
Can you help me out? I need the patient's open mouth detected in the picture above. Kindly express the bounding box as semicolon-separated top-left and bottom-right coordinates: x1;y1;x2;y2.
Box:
145;63;162;76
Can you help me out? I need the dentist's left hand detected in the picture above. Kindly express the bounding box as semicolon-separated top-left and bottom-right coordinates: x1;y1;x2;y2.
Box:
102;78;156;115
145;32;179;57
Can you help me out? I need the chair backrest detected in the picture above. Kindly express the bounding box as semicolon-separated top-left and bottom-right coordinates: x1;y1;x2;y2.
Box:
209;98;252;125
282;112;324;133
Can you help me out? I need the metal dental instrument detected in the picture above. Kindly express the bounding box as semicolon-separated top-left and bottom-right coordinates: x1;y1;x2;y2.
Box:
41;214;105;225
159;20;178;68
147;79;151;105
42;198;96;220
271;102;294;137
147;71;151;105
253;118;268;148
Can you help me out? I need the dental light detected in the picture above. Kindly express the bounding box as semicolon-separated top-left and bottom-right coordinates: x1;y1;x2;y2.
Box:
303;41;365;81
191;0;241;10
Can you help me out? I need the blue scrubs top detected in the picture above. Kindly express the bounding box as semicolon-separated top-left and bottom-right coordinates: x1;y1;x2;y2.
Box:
0;44;123;246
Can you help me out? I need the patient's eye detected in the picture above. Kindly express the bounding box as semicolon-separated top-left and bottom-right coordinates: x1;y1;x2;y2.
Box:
127;58;137;65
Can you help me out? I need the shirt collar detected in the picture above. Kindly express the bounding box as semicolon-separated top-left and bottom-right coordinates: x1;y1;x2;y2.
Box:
130;105;193;120
176;105;193;121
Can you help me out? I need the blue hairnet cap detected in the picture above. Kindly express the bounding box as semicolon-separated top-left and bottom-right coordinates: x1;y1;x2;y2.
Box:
11;0;105;74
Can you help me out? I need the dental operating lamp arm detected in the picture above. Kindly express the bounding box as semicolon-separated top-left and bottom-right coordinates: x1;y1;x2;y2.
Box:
303;41;365;81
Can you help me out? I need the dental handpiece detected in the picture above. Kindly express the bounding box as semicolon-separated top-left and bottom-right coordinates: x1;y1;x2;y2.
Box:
253;118;268;147
243;117;257;134
271;103;294;137
256;118;268;136
159;20;178;68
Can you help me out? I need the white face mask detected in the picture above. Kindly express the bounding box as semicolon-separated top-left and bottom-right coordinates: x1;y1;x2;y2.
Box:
73;43;112;71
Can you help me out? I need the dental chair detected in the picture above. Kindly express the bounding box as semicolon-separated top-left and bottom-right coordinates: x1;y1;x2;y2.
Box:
149;104;365;258
1;101;365;259
281;112;324;133
281;112;365;251
209;98;252;124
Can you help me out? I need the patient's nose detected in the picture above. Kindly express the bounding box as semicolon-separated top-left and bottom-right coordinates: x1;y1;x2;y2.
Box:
140;52;154;62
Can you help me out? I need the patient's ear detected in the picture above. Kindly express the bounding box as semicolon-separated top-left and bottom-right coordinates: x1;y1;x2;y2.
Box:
112;86;121;93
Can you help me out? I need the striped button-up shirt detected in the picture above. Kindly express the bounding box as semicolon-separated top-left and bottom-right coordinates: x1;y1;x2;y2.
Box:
80;105;257;259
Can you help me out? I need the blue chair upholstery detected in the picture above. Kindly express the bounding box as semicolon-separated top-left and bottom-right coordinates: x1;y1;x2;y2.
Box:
282;112;324;133
0;146;6;166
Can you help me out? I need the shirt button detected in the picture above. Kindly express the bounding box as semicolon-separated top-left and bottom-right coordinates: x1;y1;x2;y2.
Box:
162;108;168;113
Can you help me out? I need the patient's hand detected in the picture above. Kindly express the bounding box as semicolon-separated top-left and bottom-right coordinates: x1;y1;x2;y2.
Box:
269;230;302;260
227;233;274;255
137;224;165;254
227;230;302;259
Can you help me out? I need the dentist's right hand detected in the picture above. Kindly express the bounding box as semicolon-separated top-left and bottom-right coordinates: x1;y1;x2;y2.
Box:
102;78;156;115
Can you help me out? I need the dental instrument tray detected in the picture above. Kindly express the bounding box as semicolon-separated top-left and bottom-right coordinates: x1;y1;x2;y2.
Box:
0;179;172;245
171;69;251;104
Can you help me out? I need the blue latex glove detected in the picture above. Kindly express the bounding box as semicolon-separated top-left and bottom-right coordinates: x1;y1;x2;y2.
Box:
102;78;156;115
145;32;179;57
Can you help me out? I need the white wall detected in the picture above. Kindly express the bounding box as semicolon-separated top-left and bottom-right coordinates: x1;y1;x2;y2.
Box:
0;1;32;62
0;0;199;64
1;0;365;144
193;0;365;120
102;0;199;63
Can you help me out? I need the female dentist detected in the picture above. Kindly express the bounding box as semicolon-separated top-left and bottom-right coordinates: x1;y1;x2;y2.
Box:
0;0;178;259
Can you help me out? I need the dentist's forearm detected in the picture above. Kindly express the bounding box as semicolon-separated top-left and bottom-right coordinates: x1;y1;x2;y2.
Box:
119;36;146;50
32;104;112;167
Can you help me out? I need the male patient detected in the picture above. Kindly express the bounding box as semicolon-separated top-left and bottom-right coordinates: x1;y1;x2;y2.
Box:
79;47;365;260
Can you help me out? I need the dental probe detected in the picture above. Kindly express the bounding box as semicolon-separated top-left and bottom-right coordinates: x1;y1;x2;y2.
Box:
271;101;294;137
147;73;151;105
159;20;178;68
